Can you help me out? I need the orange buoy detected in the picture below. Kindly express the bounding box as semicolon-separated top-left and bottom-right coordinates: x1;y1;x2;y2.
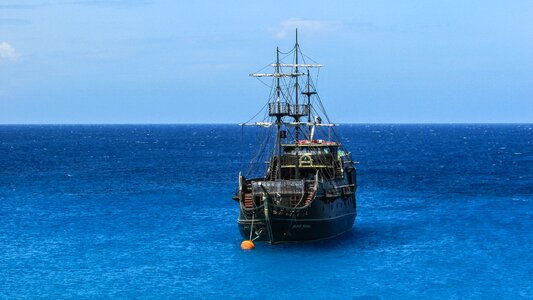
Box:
240;240;255;250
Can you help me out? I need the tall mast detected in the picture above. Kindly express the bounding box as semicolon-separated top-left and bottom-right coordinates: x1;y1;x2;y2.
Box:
294;29;300;180
302;71;316;138
295;28;299;119
275;47;282;180
306;71;311;123
306;71;311;134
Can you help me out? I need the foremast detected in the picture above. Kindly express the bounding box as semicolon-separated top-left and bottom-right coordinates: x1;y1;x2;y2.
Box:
275;47;282;180
294;29;300;180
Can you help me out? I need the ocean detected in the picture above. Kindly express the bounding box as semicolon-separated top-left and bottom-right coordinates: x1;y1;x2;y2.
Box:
1;124;532;298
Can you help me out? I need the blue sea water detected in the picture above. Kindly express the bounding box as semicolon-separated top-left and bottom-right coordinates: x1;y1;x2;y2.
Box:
0;124;532;298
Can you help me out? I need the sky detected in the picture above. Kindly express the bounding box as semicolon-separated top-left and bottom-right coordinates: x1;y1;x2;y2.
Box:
0;0;532;124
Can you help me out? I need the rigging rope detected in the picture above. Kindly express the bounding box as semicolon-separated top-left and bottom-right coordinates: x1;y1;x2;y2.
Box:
249;213;254;240
242;41;351;179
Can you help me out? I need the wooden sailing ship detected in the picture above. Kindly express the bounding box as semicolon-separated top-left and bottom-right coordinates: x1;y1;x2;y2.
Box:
232;30;357;243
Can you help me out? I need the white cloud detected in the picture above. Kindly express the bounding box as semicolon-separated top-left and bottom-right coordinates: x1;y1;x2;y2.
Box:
0;42;19;62
273;19;341;39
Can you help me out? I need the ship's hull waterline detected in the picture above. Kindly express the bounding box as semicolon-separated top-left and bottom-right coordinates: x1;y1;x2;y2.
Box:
238;195;356;243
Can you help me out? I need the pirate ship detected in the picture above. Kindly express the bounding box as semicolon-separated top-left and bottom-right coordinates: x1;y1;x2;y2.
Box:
233;30;357;243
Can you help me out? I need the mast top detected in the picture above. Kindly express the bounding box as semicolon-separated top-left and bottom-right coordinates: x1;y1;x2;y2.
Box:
243;29;328;130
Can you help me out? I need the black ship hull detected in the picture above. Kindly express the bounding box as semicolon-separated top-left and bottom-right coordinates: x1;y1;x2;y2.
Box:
238;194;356;243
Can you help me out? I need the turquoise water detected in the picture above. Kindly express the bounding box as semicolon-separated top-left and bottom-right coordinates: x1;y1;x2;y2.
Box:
1;124;532;298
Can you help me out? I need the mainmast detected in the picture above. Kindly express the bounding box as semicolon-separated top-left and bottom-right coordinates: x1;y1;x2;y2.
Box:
294;29;300;180
295;29;299;111
302;70;317;138
275;47;282;181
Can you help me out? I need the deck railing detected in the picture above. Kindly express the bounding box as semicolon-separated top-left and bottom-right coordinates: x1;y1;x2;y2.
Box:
252;180;305;195
290;104;310;117
268;103;310;117
268;102;290;116
280;154;335;167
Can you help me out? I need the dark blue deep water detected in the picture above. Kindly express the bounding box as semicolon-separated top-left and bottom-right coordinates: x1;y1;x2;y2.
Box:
1;124;532;298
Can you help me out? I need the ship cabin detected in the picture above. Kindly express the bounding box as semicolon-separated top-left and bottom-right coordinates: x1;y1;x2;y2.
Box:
269;140;346;180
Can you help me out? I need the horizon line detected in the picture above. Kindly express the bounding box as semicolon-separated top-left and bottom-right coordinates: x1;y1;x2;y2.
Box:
0;122;532;126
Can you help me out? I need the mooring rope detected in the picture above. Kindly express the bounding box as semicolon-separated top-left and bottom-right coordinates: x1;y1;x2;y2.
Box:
249;213;254;240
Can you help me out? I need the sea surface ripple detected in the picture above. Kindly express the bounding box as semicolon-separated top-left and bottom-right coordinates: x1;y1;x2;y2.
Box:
0;124;532;298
